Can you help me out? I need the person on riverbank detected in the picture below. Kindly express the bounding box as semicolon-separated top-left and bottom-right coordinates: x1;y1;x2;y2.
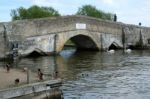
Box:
53;71;58;79
5;64;10;73
15;78;20;85
37;68;43;80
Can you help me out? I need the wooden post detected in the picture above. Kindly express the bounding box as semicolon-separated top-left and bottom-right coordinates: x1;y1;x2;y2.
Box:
27;68;29;84
100;34;103;51
54;34;58;54
122;27;126;50
139;28;143;49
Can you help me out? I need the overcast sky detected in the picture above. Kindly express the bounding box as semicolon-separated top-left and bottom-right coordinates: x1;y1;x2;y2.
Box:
1;0;150;26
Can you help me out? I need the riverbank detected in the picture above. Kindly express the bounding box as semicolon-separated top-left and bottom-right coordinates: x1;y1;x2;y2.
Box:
0;79;62;99
0;67;38;89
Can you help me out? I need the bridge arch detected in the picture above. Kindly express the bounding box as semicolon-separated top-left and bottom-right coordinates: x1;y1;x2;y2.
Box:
56;31;100;53
108;42;122;50
69;34;99;51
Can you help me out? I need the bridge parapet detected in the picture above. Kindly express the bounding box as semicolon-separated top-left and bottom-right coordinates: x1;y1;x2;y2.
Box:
2;16;124;37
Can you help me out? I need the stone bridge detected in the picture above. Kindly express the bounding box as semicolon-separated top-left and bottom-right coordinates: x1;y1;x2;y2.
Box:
0;15;150;58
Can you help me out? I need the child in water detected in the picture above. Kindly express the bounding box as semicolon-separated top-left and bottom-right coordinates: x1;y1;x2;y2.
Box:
38;68;43;80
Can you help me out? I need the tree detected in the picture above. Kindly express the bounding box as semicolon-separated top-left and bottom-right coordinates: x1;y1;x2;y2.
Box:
76;5;113;20
10;5;60;21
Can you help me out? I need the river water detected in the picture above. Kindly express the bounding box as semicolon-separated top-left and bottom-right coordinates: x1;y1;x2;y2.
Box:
2;49;150;99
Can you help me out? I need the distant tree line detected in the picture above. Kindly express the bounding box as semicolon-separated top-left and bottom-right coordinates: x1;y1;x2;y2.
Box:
76;5;113;20
11;5;60;20
11;5;116;21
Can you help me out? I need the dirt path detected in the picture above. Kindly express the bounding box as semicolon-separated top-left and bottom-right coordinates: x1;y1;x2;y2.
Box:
0;67;39;89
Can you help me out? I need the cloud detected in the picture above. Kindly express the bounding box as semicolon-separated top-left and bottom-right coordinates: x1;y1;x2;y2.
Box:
102;0;114;5
32;0;58;6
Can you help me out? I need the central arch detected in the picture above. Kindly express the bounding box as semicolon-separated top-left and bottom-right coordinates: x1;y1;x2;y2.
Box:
70;34;99;51
57;33;100;53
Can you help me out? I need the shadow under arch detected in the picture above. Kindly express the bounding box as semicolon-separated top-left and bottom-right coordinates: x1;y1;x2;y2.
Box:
23;48;46;57
108;42;122;50
62;34;99;51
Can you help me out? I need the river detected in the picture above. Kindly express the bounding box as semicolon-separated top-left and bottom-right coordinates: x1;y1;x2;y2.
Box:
2;48;150;99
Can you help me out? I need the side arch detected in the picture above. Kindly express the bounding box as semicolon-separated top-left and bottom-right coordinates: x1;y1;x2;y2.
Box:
108;41;122;50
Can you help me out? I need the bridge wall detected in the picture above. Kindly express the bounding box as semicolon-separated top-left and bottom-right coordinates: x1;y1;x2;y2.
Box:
3;16;122;37
0;16;150;57
0;24;5;58
18;34;56;56
123;25;150;48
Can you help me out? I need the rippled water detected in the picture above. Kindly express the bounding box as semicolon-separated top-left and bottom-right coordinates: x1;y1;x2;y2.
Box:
60;50;150;99
1;49;150;99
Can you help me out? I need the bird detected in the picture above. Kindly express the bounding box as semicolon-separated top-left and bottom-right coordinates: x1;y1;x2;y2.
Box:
107;49;115;54
124;49;132;53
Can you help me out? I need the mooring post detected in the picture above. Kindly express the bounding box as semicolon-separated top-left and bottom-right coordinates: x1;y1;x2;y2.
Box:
27;68;29;84
100;33;103;51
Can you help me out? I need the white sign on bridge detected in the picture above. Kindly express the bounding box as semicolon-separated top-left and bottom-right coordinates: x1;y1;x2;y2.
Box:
76;23;86;29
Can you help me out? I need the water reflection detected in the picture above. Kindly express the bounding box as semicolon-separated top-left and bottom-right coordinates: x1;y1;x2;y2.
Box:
1;49;150;99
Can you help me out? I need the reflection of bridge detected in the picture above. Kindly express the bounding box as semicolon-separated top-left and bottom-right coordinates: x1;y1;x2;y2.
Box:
0;15;150;57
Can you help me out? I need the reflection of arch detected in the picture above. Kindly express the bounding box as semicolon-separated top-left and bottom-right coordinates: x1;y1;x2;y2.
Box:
62;34;99;51
108;42;121;50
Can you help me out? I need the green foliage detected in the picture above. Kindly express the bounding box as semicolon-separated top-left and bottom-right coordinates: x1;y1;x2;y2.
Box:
10;5;115;21
65;40;75;46
10;5;60;21
76;5;113;20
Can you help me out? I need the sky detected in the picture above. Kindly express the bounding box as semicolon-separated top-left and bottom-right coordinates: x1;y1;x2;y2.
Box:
1;0;150;26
